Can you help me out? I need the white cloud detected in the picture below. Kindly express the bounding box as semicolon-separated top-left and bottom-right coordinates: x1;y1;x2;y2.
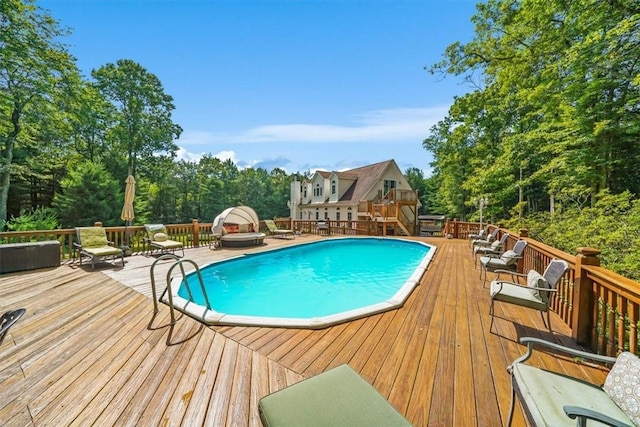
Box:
177;106;448;145
173;105;446;174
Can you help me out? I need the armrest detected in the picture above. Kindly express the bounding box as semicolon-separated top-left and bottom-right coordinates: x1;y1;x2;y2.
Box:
494;270;526;281
509;337;617;371
564;406;633;427
73;242;81;249
494;270;527;277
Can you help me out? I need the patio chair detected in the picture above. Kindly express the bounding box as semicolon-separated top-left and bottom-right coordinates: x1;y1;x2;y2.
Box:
473;232;509;266
144;224;184;257
489;259;569;333
468;225;489;246
264;219;295;239
258;364;411;427
317;220;330;235
506;336;636;427
0;308;26;346
470;228;499;253
479;239;528;285
74;226;125;269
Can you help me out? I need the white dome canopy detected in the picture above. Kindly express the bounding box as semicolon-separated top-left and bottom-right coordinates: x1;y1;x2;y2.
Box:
212;205;260;236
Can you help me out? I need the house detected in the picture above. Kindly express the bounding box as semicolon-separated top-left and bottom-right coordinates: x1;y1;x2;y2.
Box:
288;159;420;235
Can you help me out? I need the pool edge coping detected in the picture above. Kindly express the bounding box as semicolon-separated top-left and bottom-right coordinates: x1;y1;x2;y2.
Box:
162;236;437;329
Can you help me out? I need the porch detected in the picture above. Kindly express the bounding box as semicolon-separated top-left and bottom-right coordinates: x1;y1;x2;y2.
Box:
0;236;609;426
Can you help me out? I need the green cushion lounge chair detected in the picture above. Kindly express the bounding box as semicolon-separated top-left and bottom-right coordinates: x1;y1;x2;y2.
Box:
75;227;124;269
264;219;295;239
489;258;569;333
259;364;411;427
144;224;184;257
479;239;528;286
507;337;635;427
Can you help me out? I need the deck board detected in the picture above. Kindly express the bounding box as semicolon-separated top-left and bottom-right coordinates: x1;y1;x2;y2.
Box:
0;235;609;426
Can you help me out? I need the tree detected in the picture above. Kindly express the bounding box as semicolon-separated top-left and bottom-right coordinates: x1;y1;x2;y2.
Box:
91;59;182;177
52;160;122;227
426;0;640;220
0;0;79;228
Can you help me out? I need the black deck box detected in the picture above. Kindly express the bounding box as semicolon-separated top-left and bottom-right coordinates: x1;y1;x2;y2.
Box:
0;241;61;274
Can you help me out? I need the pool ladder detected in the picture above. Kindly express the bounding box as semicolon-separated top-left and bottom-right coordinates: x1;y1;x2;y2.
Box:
148;254;212;344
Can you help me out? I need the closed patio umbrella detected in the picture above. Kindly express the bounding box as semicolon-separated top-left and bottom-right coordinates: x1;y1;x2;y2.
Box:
120;175;136;246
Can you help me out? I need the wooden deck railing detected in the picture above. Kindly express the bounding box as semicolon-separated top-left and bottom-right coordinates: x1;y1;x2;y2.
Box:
450;219;640;356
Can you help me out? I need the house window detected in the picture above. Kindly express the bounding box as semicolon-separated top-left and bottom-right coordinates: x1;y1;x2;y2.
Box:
314;183;323;197
347;208;352;221
324;208;328;220
383;180;397;195
331;180;336;195
336;207;340;221
303;187;307;198
315;209;319;220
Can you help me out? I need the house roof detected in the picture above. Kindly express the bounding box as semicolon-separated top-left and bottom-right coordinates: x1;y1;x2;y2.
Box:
335;159;395;204
299;159;400;207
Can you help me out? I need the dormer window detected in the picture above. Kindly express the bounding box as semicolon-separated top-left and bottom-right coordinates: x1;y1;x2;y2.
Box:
314;183;323;197
303;187;307;198
331;180;336;195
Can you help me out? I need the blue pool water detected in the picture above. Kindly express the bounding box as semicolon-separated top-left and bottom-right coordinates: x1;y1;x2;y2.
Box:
177;238;432;319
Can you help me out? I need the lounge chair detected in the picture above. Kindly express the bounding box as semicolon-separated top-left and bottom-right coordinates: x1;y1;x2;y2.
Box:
0;308;26;346
317;220;330;235
144;224;184;257
264;219;295;239
258;364;411;426
468;225;489;246
489;258;569;333
506;336;636;427
74;226;125;269
479;239;528;285
473;232;509;266
470;228;499;253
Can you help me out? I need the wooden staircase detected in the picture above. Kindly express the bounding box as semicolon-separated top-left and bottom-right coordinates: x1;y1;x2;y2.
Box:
366;189;418;236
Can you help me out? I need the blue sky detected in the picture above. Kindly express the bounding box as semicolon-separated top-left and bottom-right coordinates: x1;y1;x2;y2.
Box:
39;0;478;175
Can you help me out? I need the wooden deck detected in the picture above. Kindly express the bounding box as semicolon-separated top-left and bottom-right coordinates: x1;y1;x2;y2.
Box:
0;236;610;426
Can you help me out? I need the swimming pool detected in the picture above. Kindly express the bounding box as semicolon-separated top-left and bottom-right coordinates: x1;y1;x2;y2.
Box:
165;237;435;328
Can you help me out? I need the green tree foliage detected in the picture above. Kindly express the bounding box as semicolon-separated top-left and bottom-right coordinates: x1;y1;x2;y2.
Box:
426;0;640;220
91;59;182;177
52;161;122;228
0;0;79;227
505;191;640;281
5;207;59;231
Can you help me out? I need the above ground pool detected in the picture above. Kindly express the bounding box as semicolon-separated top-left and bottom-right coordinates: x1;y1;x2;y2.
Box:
165;237;435;328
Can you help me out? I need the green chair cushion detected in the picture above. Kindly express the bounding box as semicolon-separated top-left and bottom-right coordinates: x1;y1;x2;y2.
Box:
490;281;547;311
145;224;167;237
259;364;411;427
150;240;183;250
82;246;122;257
513;363;632;426
78;227;109;248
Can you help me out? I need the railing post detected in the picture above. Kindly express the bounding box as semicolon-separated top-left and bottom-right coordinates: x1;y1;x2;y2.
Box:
453;218;459;239
517;228;529;272
572;247;601;345
192;219;199;247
